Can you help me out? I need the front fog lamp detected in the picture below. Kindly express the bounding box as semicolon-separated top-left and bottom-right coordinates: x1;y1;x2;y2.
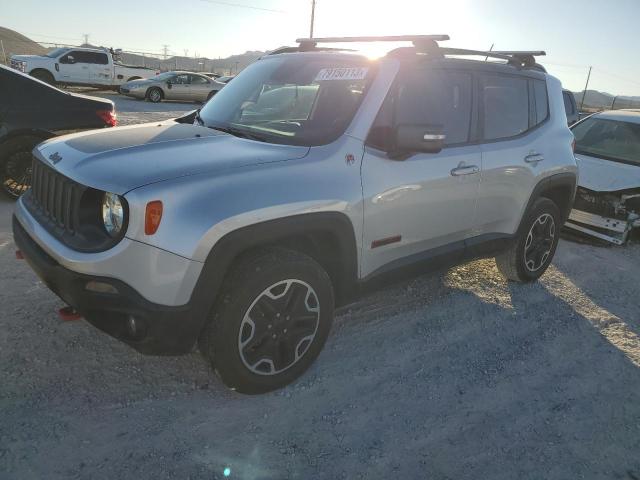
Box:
102;192;125;237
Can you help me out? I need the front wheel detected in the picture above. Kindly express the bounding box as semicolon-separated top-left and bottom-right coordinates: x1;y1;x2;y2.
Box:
0;136;42;199
146;87;163;103
199;248;335;394
495;197;561;282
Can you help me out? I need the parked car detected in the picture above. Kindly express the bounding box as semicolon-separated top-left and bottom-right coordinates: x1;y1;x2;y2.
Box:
119;71;225;103
563;89;579;125
10;47;157;89
565;110;640;244
13;36;577;394
0;64;115;199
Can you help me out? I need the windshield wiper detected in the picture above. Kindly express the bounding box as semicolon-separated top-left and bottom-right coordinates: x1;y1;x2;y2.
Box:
208;125;267;142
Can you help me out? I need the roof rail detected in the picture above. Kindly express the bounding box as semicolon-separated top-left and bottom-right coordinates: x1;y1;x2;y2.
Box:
295;35;449;51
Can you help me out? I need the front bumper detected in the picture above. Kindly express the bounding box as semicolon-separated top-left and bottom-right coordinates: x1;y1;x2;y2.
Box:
13;216;207;355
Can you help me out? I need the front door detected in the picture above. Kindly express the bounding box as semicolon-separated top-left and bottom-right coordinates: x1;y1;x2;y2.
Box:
57;50;88;83
166;73;191;100
361;67;481;277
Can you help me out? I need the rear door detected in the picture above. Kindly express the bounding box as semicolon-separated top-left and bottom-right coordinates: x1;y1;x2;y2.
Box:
189;74;212;101
86;51;111;85
166;73;191;100
475;73;548;237
360;66;481;277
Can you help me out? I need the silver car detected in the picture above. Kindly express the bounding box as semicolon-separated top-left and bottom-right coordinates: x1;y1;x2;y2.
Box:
120;71;225;103
14;36;577;394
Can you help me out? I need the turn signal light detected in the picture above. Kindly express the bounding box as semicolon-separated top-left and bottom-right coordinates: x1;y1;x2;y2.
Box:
145;201;163;235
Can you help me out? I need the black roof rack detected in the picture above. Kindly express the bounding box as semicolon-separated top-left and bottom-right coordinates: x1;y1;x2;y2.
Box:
270;36;546;71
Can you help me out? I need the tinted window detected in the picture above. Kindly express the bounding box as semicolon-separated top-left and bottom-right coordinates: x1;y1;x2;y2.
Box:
368;69;472;150
481;74;529;140
563;91;575;115
532;80;548;124
572;117;640;165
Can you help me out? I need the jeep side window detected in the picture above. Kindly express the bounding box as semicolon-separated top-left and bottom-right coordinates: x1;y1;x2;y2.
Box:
481;74;529;140
367;69;472;151
532;80;549;125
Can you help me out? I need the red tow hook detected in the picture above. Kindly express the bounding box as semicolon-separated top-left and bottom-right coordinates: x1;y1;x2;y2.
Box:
58;306;82;321
15;250;24;259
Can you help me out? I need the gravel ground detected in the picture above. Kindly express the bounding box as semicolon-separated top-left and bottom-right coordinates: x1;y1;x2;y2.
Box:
1;94;640;479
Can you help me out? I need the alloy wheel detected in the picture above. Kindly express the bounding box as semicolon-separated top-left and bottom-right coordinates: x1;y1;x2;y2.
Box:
2;151;32;198
524;213;556;272
238;279;320;375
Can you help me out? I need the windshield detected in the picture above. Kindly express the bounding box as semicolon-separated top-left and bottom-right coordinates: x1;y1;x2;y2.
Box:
572;117;640;166
198;55;375;146
46;48;70;58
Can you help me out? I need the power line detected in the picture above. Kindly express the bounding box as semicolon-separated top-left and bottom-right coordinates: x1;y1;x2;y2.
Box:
198;0;285;12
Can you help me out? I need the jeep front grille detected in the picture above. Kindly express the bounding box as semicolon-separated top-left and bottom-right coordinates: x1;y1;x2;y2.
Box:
26;157;85;235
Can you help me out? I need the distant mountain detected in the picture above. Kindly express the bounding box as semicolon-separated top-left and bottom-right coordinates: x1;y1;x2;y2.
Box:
0;26;47;62
573;90;640;110
85;45;265;75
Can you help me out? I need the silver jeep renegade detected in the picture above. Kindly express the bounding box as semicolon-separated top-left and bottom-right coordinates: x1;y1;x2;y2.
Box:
13;36;577;394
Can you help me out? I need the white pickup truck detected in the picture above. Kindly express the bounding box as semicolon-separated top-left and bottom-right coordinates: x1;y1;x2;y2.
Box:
10;47;157;89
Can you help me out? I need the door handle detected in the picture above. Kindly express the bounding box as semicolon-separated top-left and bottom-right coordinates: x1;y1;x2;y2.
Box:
450;165;479;176
525;153;545;164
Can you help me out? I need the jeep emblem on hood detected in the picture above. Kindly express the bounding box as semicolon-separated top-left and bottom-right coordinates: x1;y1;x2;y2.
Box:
48;152;62;164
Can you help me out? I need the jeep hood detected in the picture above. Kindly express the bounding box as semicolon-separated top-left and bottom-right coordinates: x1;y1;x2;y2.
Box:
575;153;640;192
35;122;310;194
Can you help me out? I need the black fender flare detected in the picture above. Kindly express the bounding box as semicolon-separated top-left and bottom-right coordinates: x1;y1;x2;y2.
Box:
521;172;577;230
188;212;359;331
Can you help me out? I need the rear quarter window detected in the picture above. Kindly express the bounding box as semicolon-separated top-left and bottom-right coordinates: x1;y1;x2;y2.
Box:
481;74;529;140
532;80;549;125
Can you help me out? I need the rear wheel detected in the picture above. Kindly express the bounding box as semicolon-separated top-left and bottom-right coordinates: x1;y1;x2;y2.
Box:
199;248;335;394
0;136;42;199
146;87;163;103
496;197;561;282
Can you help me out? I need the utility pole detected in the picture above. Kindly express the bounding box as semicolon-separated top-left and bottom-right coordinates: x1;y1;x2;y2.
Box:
0;40;6;65
580;66;592;112
234;61;239;73
162;44;170;60
82;33;89;45
611;95;618;110
309;0;316;38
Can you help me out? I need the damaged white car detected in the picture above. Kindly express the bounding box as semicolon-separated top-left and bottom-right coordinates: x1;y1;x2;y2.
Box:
567;110;640;245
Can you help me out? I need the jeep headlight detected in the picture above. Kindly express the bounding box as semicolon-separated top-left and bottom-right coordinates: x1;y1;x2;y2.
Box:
102;192;125;237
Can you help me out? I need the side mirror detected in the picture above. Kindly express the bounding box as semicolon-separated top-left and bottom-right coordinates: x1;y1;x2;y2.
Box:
63;55;76;64
390;124;446;159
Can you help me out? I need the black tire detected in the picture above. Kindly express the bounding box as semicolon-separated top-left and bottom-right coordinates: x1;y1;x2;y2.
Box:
0;135;43;200
146;87;163;103
496;197;561;282
30;69;55;85
199;248;335;394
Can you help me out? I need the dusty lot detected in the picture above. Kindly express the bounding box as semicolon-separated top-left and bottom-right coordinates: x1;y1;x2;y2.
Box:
1;94;640;479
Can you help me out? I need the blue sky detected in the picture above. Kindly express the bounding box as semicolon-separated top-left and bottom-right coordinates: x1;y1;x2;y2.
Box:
3;0;640;95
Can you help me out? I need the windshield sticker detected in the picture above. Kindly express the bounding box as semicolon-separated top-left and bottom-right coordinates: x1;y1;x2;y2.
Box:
315;67;369;82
